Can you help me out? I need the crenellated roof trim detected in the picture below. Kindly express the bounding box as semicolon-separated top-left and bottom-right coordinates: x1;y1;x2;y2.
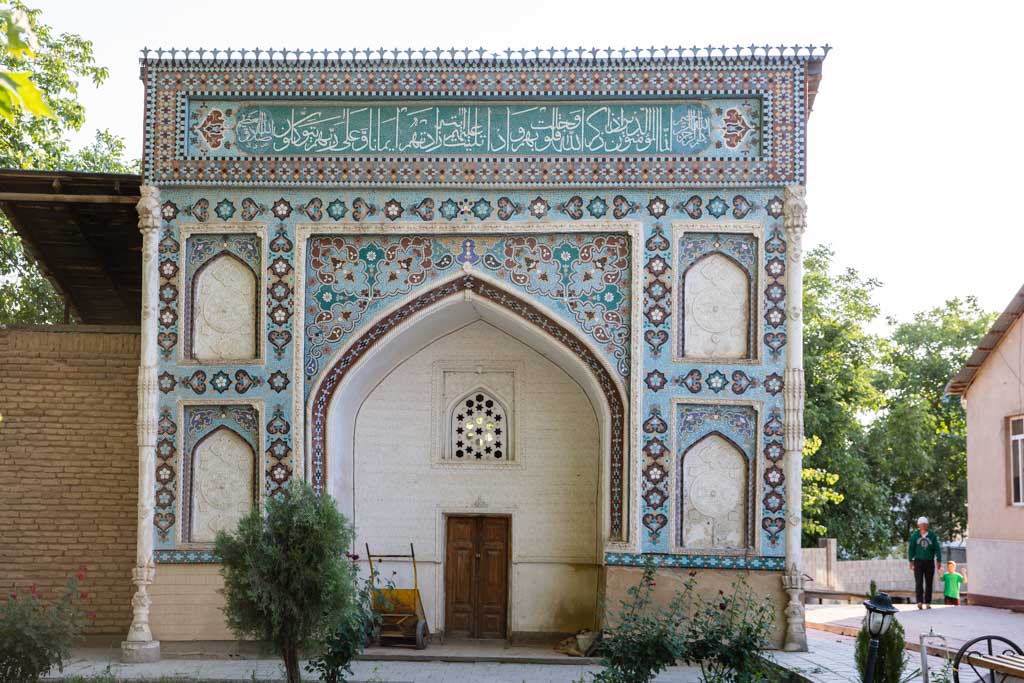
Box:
138;45;830;69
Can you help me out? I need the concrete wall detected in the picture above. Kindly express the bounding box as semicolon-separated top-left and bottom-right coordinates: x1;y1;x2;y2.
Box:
803;540;914;593
965;313;1024;605
604;566;787;649
0;325;140;639
351;320;601;637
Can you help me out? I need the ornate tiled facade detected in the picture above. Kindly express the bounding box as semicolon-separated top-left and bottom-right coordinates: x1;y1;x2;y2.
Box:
149;186;789;557
135;49;822;593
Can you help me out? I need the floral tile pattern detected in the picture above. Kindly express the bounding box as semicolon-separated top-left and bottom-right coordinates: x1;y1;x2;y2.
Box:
153;187;790;563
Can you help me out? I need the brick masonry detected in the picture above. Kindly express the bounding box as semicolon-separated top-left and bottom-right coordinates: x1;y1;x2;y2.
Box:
0;325;140;637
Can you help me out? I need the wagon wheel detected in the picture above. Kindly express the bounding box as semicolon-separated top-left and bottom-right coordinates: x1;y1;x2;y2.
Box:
415;619;429;650
953;635;1024;683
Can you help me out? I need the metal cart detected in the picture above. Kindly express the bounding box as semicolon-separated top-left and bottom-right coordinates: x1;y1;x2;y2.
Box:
365;543;430;650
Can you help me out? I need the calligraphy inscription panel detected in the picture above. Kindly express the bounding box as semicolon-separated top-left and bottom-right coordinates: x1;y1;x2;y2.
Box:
188;99;761;158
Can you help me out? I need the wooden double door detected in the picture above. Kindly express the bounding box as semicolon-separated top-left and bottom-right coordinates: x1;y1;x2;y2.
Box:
444;515;509;639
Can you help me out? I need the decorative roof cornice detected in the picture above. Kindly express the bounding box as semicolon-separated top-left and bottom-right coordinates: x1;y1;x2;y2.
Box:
139;45;830;68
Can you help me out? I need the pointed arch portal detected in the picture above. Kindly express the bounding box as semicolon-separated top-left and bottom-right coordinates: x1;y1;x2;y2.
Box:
307;273;628;541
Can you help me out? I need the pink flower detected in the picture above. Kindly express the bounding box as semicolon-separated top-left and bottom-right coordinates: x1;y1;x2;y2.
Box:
9;592;16;599
79;591;89;600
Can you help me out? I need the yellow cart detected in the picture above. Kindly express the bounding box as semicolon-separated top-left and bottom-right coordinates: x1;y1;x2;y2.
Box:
365;543;430;650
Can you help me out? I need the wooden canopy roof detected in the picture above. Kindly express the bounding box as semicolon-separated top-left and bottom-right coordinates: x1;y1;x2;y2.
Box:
0;169;142;325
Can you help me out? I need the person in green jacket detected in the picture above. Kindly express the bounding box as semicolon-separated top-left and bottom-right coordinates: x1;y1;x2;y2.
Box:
908;516;942;609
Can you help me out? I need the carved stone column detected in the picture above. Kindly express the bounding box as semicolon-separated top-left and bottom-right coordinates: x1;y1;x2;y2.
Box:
122;185;162;663
781;184;808;652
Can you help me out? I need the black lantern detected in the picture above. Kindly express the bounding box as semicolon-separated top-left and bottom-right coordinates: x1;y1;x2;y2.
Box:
862;592;898;683
863;591;897;637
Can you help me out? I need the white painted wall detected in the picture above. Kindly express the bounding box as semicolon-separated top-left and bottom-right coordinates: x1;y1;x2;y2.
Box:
349;320;601;635
965;313;1024;603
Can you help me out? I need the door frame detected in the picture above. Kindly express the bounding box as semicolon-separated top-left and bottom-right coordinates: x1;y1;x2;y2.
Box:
440;511;513;640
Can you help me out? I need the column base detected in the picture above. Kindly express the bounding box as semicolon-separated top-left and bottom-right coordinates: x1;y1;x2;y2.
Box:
783;631;808;652
121;639;161;663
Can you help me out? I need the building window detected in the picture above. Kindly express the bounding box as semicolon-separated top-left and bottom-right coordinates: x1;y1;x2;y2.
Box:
451;390;508;460
1012;416;1024;505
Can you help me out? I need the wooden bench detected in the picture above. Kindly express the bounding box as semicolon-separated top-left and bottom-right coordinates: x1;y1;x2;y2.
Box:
953;636;1024;682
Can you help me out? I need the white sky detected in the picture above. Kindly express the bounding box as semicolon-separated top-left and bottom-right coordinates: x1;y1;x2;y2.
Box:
29;0;1023;326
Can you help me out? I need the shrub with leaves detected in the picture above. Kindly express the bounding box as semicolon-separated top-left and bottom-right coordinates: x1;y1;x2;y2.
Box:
854;587;907;683
593;558;688;683
305;552;381;683
682;577;779;683
215;482;359;683
0;566;95;682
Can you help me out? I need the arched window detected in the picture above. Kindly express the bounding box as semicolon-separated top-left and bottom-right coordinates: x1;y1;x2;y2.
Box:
192;252;258;362
189;426;256;543
682;252;751;360
680;432;748;550
450;389;510;461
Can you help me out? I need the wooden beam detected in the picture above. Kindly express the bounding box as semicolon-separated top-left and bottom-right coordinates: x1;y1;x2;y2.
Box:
0;192;138;204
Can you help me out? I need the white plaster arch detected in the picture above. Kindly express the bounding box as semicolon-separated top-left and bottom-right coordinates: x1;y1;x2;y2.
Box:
191;251;258;362
680;431;748;551
682;251;750;360
306;269;626;547
189;425;256;544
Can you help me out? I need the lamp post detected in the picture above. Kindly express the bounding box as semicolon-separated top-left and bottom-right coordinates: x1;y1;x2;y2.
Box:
863;591;898;683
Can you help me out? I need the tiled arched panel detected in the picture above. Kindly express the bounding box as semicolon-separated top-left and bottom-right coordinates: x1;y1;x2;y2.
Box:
192;254;258;362
190;426;255;543
682;253;751;360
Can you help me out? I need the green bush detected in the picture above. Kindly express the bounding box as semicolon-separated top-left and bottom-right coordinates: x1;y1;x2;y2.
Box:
592;559;688;683
592;562;780;683
215;482;360;683
854;586;906;683
682;579;779;683
306;554;381;683
0;567;94;682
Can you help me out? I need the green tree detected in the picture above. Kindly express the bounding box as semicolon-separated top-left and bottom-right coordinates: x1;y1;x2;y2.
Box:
868;298;995;542
0;2;137;325
0;6;53;123
802;245;891;557
215;482;360;683
801;435;844;537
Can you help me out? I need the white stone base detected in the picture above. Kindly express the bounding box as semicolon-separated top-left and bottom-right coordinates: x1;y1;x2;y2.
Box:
121;640;161;663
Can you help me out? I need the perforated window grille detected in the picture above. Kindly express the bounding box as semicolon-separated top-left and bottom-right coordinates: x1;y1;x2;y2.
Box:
451;390;508;460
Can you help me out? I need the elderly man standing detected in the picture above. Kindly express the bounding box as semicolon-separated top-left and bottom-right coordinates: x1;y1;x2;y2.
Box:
908;516;942;609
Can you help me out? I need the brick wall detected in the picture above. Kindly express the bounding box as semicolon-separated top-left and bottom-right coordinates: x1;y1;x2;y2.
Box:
0;325;140;638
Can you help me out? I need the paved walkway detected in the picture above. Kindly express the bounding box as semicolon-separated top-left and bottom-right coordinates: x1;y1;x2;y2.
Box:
806;603;1024;656
46;647;704;682
49;611;1021;683
772;628;951;683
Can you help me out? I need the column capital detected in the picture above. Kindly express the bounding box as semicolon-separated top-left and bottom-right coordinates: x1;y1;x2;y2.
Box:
783;185;807;234
137;185;161;234
783;184;807;263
